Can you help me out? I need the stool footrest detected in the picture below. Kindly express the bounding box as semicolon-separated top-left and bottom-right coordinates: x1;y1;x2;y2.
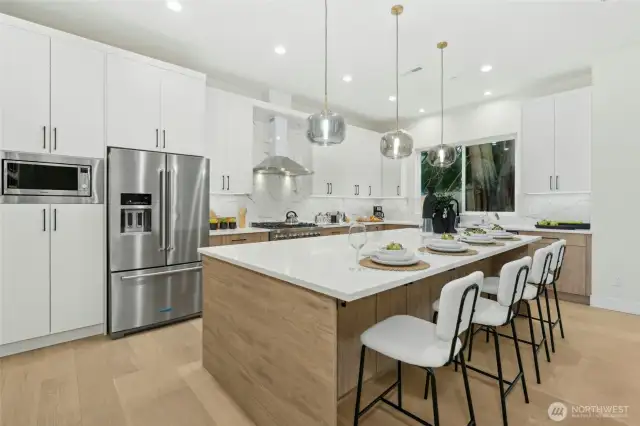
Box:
380;399;433;426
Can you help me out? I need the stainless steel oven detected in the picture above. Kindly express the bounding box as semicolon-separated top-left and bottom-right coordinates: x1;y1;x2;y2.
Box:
0;151;104;204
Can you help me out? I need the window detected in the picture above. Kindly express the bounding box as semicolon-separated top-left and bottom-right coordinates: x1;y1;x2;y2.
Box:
420;138;516;213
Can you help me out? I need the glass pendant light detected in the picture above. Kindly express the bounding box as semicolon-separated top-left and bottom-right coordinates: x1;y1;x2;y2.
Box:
426;41;457;168
380;5;413;160
307;0;346;146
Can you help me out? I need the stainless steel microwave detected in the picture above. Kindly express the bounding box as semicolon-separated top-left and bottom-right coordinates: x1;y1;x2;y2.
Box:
0;151;104;204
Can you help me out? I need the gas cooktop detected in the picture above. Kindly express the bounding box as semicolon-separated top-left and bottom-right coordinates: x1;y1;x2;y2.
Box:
251;221;317;230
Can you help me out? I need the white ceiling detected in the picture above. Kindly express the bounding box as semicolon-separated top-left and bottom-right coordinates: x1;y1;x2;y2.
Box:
2;0;640;125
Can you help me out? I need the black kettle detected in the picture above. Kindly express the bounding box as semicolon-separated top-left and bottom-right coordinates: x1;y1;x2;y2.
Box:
285;211;298;225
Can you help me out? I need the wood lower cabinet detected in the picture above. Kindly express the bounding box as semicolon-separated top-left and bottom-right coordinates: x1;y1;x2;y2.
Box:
320;227;348;237
383;224;419;231
209;232;269;247
518;231;591;300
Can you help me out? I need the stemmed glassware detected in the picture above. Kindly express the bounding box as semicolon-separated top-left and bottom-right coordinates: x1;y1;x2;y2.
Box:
348;222;367;271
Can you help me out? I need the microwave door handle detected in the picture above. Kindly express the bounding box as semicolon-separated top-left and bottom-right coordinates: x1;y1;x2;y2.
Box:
159;169;165;251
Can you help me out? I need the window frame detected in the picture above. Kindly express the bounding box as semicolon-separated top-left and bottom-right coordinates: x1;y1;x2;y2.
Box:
416;133;518;216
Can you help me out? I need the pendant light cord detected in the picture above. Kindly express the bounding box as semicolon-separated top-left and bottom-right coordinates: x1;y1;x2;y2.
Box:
395;12;399;132
440;46;444;147
324;0;328;112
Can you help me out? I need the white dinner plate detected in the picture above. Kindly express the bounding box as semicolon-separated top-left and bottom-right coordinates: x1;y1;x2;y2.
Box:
428;240;465;250
460;237;494;245
375;251;415;262
425;243;468;253
491;233;515;239
370;255;420;266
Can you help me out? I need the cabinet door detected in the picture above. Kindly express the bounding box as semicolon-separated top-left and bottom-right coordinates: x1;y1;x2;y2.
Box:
361;128;382;197
50;204;104;333
382;157;402;197
226;94;254;194
206;88;229;194
554;88;591;193
0;25;50;154
312;145;331;195
0;204;50;344
161;71;205;156
521;96;556;193
106;54;162;151
51;38;105;158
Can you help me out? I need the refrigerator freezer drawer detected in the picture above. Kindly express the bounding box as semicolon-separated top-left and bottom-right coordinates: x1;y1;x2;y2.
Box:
109;262;202;335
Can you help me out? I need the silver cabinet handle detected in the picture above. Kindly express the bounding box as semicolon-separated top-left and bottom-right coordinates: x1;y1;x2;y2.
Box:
556;175;559;191
226;175;230;191
549;176;552;191
162;129;166;149
42;208;46;231
327;183;329;194
231;238;248;242
397;185;400;196
156;129;159;148
53;208;57;231
369;185;371;196
159;169;166;251
53;127;57;150
43;126;47;149
121;266;203;281
329;183;332;194
222;175;225;190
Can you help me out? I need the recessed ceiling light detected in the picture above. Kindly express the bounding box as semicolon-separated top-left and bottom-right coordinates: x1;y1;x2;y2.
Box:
480;64;493;73
419;108;425;113
389;95;397;102
484;91;492;96
342;74;353;82
274;45;286;55
166;0;182;12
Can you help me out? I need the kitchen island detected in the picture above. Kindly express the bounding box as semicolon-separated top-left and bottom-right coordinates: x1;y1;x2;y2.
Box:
197;229;541;426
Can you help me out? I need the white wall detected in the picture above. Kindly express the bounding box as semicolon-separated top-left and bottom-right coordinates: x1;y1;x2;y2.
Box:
401;97;592;224
591;43;640;315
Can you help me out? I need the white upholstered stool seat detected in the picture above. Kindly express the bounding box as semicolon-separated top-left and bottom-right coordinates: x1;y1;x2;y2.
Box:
433;297;514;327
361;315;461;368
482;277;539;300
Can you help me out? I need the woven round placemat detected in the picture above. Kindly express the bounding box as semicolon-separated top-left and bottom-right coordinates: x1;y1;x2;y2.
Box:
493;236;521;241
461;240;506;247
359;257;430;272
419;247;479;256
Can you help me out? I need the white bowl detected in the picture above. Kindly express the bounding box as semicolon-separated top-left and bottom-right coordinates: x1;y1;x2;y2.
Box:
462;233;492;241
428;239;462;248
378;247;408;258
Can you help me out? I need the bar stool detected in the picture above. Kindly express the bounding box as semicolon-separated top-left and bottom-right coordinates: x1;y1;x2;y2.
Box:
473;246;554;384
432;257;531;426
353;272;482;426
544;239;567;353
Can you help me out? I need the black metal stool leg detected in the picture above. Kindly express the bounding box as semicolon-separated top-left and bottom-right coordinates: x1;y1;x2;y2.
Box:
536;296;551;362
353;345;366;426
511;319;529;404
459;352;476;425
432;310;438;323
423;369;431;400
525;301;542;384
552;281;566;339
397;361;403;408
430;369;440;426
544;287;556;353
492;327;509;426
468;324;476;362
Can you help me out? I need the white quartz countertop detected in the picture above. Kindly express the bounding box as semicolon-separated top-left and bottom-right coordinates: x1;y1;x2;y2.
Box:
499;224;592;235
209;227;269;236
198;229;541;302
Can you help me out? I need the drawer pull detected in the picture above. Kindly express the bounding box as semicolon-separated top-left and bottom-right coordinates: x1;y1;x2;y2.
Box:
121;266;202;281
232;238;248;242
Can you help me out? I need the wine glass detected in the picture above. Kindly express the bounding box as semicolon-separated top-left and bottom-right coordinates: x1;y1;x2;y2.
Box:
348;222;367;271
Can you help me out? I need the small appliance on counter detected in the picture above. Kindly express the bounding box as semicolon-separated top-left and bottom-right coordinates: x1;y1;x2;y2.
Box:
284;210;299;225
252;221;320;241
329;211;345;224
373;206;384;220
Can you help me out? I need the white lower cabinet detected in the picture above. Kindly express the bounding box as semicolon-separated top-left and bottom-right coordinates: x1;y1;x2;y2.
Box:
50;204;104;334
0;204;51;344
0;204;104;345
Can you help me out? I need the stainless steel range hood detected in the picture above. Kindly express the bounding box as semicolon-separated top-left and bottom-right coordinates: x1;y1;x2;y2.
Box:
253;116;313;176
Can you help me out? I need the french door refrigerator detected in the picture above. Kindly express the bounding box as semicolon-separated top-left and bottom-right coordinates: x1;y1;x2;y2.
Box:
107;147;209;337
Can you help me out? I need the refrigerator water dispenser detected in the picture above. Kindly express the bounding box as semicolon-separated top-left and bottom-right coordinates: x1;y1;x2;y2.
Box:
120;193;152;234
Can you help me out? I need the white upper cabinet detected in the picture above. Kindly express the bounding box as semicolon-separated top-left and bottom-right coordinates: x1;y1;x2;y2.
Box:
50;204;104;334
0;204;51;344
553;88;591;193
107;54;163;151
522;95;556;193
521;88;590;194
382;157;403;197
0;25;50;154
51;38;105;158
161;70;205;156
206;88;254;194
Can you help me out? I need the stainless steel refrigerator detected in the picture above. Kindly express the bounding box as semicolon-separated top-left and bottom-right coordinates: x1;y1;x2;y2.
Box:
107;147;209;337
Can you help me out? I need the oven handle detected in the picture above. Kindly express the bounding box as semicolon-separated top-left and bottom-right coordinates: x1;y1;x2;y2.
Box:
120;266;202;281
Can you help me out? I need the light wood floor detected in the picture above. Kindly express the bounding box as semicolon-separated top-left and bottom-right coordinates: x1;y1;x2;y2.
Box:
1;301;638;426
